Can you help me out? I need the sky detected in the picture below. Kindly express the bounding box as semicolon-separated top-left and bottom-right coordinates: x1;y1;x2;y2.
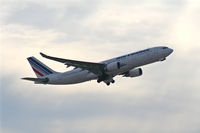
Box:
1;0;200;133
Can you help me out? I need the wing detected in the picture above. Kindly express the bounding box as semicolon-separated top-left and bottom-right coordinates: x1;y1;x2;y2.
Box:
40;52;105;76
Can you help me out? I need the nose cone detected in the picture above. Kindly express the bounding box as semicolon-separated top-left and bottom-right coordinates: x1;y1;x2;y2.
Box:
169;48;173;54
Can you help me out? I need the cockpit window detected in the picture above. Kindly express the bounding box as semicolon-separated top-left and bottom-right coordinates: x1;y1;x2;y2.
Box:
163;47;168;49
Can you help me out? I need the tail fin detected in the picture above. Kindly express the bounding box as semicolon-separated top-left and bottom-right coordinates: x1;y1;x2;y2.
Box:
27;57;56;78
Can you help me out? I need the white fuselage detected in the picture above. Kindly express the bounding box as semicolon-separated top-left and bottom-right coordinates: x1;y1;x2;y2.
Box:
45;46;173;85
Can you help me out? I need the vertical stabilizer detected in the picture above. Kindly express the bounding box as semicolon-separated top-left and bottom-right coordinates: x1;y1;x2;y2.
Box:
27;57;55;78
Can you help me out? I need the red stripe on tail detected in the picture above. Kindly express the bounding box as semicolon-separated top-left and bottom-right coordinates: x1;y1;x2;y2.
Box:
32;67;44;76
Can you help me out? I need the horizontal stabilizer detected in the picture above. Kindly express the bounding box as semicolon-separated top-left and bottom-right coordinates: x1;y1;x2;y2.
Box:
22;77;49;84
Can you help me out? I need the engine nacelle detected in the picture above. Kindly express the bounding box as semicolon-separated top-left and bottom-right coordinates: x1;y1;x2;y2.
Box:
124;68;142;77
105;62;120;72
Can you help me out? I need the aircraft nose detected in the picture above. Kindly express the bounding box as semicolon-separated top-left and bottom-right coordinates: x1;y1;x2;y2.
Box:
169;48;173;54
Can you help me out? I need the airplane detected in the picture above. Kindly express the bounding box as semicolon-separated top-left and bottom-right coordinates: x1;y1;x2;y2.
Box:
22;46;173;86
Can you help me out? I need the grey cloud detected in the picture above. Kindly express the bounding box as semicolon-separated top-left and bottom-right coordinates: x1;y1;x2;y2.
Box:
2;54;200;133
2;0;187;46
3;1;99;29
1;0;200;133
2;0;102;44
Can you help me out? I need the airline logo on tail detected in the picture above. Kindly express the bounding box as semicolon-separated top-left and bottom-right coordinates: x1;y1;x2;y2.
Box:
27;57;54;77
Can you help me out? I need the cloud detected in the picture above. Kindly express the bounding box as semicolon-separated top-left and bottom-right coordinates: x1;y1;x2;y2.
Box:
1;66;200;133
1;0;200;133
166;1;200;52
2;0;101;33
1;48;200;133
1;0;187;47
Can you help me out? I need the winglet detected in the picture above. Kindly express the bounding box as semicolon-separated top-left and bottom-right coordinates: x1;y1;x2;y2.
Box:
39;52;67;63
40;52;47;58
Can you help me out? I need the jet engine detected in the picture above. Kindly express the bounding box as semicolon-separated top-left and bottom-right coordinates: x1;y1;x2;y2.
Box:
105;62;121;72
123;68;142;77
